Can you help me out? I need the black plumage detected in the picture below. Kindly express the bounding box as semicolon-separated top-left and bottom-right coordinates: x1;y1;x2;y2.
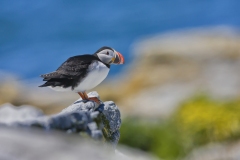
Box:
39;54;106;90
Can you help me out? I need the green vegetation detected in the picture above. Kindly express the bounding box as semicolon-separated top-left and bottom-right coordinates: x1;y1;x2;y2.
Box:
119;95;240;159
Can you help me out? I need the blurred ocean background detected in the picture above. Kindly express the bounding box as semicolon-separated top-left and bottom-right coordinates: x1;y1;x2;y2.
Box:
1;0;240;80
1;1;240;160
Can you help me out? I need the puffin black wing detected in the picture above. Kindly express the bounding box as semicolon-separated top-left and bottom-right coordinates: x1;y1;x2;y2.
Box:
39;55;99;89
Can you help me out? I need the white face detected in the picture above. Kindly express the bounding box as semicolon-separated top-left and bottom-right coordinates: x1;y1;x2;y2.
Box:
96;49;116;64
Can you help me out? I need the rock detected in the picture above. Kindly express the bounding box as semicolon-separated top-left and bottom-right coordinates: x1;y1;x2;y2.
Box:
0;92;121;145
97;101;121;147
0;98;155;160
0;103;44;124
0;127;115;160
0;126;156;160
185;141;240;160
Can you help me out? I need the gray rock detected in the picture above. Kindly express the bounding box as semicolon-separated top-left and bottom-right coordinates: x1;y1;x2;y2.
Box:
97;101;121;147
0;92;121;145
0;103;44;124
0;94;155;160
0;127;156;160
0;127;118;160
185;141;240;160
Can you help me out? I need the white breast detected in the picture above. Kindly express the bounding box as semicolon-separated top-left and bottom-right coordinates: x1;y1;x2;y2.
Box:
74;61;109;92
50;61;109;92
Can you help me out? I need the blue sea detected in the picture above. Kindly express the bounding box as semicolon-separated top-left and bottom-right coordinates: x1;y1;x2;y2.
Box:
1;0;240;80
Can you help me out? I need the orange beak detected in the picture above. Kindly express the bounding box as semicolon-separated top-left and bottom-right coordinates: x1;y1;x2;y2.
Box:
113;51;125;64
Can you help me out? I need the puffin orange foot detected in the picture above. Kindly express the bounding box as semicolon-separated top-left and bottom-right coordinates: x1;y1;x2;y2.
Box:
88;97;101;104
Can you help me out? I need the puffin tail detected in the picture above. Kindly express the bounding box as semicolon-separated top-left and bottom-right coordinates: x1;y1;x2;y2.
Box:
38;83;49;87
39;71;73;88
39;71;60;87
40;71;59;79
38;81;60;87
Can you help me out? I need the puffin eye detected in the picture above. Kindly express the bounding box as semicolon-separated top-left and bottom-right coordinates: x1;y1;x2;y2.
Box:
106;52;109;55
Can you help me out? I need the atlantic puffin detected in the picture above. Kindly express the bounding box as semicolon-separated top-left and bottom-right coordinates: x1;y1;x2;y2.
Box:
39;46;124;103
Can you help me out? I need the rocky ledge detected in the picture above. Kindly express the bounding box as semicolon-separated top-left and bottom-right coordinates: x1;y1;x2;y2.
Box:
0;91;121;147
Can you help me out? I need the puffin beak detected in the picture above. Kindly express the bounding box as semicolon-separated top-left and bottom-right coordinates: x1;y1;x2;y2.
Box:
113;51;125;64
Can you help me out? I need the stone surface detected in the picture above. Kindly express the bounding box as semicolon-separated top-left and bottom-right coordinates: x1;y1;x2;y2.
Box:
0;127;156;160
96;101;121;146
0;127;116;160
185;141;240;160
0;98;155;160
0;92;121;145
0;102;109;160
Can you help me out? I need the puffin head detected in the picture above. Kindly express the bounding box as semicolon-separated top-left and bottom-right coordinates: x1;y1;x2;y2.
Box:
94;46;124;65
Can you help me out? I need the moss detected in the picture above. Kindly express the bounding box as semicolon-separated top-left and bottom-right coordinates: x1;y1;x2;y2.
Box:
174;95;240;145
119;95;240;160
119;119;186;160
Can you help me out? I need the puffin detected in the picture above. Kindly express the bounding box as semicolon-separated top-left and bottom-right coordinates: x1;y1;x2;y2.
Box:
39;46;124;103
